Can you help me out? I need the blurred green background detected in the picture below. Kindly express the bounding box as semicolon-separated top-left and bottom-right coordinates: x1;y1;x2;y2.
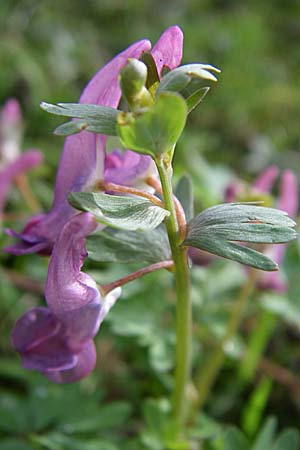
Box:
1;1;300;449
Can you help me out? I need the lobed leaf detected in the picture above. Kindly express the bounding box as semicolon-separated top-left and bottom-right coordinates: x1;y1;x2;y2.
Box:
40;102;119;136
183;203;297;271
87;226;171;263
68;192;169;231
156;63;220;95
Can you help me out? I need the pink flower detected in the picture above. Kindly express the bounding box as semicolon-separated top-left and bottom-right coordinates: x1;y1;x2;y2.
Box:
6;26;183;255
0;99;42;226
12;213;121;383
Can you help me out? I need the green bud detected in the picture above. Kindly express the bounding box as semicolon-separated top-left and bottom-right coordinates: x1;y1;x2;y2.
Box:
119;59;153;111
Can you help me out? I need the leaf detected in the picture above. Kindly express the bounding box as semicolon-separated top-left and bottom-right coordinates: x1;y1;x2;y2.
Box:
0;439;35;450
186;86;210;113
116;92;187;157
183;203;297;271
175;174;194;221
252;417;277;450
62;402;132;433
87;226;171;263
40;102;119;136
271;429;300;450
68;192;169;231
156;64;220;95
223;427;251;450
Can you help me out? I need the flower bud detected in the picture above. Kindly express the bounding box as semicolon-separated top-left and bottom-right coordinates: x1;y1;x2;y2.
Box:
119;59;153;111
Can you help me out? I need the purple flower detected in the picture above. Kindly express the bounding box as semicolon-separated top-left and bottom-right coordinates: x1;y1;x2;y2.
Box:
0;99;42;226
192;166;298;293
12;213;121;383
6;26;183;255
257;169;298;293
105;150;157;191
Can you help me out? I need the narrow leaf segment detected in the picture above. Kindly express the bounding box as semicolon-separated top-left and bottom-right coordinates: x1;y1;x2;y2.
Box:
40;102;119;136
183;203;297;271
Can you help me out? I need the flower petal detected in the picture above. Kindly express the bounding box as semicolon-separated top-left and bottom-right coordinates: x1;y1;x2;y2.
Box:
253;165;279;193
43;340;97;383
11;307;76;372
45;213;99;314
105;150;152;186
151;25;183;75
6;40;151;255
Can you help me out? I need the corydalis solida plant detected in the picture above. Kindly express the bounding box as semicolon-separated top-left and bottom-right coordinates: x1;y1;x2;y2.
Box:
8;26;297;445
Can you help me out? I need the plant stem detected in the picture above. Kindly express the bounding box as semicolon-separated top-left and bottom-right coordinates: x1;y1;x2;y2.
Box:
101;260;174;295
156;156;191;438
98;180;163;207
147;176;187;242
193;268;259;414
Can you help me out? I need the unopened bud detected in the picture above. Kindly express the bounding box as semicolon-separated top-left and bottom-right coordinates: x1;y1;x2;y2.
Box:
119;59;153;111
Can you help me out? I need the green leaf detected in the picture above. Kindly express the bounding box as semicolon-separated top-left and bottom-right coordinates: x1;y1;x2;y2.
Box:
183;203;297;271
40;102;119;136
156;64;220;95
0;439;35;450
68;192;169;231
252;417;277;450
186;86;210;112
87;226;171;263
62;402;132;433
272;429;300;450
116;92;187;157
175;174;194;221
223;427;251;450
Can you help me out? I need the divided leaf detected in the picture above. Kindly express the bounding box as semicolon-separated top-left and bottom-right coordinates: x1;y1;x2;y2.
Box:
183;203;297;271
116;92;187;157
40;102;119;136
87;226;171;263
68;192;169;231
156;64;220;95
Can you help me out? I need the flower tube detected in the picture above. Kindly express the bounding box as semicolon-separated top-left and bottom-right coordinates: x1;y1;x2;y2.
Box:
12;213;121;383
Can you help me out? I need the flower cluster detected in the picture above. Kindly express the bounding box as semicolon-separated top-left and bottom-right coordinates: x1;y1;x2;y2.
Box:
8;26;184;382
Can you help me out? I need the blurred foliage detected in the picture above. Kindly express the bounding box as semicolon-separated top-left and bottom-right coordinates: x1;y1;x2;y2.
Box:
1;0;300;449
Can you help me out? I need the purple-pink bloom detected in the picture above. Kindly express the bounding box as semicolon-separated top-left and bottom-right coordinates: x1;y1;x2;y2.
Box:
6;26;183;255
12;213;121;383
258;169;298;292
0;99;42;225
105;150;157;191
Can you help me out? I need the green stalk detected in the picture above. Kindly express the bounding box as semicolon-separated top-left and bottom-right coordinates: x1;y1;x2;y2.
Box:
156;156;191;438
193;268;259;414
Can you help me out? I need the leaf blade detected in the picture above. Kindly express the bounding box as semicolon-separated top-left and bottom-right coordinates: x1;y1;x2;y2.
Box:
68;192;170;231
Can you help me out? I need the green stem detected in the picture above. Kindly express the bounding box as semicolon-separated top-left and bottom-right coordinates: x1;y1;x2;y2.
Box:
156;156;191;438
193;268;259;414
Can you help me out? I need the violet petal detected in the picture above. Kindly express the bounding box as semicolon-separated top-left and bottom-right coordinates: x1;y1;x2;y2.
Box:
6;39;151;255
151;25;183;75
43;341;97;383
